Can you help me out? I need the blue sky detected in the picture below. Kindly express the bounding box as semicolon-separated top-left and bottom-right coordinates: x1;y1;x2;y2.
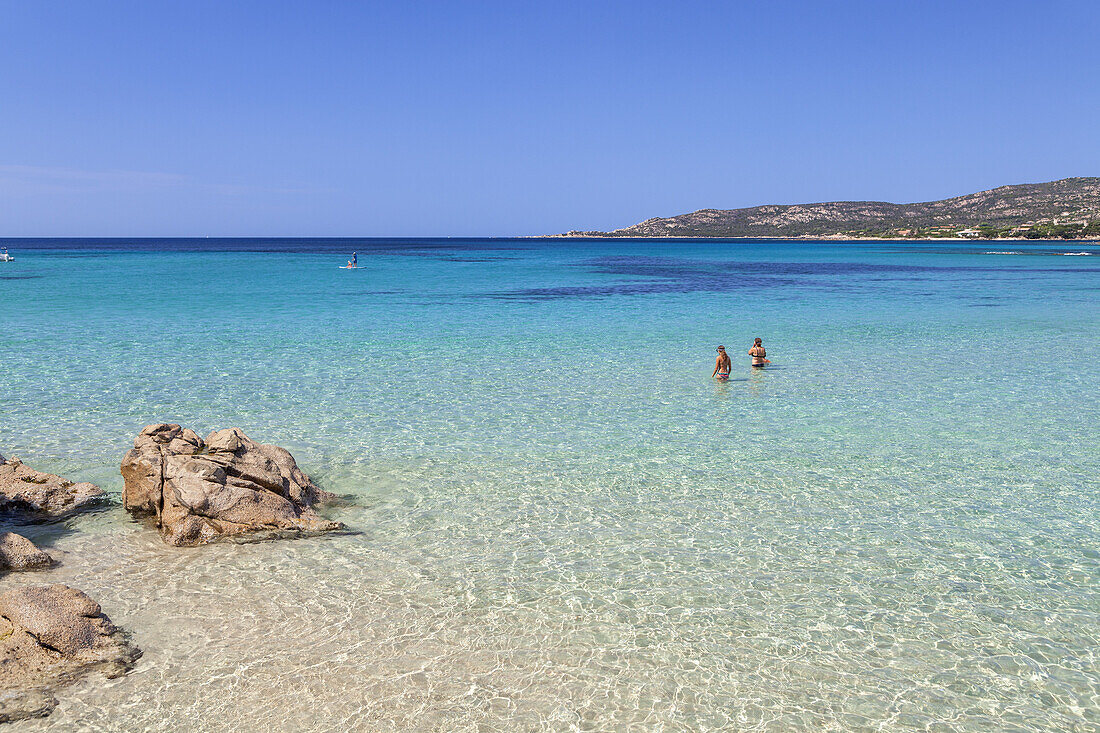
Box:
1;0;1098;236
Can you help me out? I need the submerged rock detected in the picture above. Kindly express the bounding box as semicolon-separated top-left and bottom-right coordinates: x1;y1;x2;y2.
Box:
0;584;141;723
0;532;52;572
121;424;343;546
0;458;105;519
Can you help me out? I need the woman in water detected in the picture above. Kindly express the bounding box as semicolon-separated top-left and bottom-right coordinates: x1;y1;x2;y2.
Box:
712;345;731;379
749;338;769;367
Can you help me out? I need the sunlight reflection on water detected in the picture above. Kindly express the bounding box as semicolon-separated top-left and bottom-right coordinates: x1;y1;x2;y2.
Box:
2;239;1098;731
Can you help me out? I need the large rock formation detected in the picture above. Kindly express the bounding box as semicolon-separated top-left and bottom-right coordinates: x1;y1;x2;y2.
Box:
0;458;105;518
570;176;1100;239
121;424;343;546
0;531;52;572
0;584;141;723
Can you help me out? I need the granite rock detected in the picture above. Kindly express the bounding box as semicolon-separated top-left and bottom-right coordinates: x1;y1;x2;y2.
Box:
0;584;140;723
0;532;52;573
0;459;104;519
121;424;343;546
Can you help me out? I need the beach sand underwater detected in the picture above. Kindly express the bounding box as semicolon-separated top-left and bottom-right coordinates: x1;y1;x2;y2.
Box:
1;238;1098;731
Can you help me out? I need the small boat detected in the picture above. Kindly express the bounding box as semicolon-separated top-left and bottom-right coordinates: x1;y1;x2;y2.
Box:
0;248;13;262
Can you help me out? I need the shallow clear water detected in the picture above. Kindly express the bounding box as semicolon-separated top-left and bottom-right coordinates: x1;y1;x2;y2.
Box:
1;238;1098;731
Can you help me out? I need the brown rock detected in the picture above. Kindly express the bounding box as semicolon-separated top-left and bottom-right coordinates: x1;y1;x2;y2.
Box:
121;424;343;546
0;532;52;572
0;458;105;518
0;584;140;723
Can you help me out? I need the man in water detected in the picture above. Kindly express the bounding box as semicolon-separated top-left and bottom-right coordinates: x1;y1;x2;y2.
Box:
749;337;769;367
352;251;357;267
712;345;731;379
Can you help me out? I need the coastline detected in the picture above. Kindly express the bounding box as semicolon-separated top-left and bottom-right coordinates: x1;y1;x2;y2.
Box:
551;178;1100;242
549;234;1100;242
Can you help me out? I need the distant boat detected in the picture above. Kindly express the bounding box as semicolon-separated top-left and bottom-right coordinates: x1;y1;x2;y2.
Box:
0;248;13;262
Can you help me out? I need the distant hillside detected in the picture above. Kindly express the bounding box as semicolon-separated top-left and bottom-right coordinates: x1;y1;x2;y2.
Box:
566;177;1100;239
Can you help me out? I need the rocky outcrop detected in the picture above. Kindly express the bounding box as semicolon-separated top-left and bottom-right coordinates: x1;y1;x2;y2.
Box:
121;424;343;546
571;176;1100;238
0;584;141;723
0;458;105;519
0;532;52;572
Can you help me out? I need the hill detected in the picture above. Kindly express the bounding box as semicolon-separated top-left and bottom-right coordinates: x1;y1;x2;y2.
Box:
565;177;1100;239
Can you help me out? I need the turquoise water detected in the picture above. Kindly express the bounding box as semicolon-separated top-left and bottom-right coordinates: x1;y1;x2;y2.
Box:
1;239;1098;731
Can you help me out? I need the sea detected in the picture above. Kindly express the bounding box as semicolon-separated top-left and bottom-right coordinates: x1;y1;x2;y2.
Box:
1;238;1097;731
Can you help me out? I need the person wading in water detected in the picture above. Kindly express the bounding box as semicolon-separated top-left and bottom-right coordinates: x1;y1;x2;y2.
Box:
712;345;731;379
749;338;770;367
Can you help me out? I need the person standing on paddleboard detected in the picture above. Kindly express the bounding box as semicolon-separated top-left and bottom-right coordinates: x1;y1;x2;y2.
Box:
712;345;731;379
749;338;770;367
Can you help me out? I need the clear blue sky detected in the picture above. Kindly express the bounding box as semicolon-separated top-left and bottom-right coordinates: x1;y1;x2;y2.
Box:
2;0;1098;236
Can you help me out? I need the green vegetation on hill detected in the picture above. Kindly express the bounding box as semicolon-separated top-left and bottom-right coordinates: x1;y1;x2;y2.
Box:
566;177;1100;239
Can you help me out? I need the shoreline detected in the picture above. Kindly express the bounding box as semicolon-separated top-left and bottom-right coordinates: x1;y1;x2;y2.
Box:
548;234;1100;242
1;236;1097;245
